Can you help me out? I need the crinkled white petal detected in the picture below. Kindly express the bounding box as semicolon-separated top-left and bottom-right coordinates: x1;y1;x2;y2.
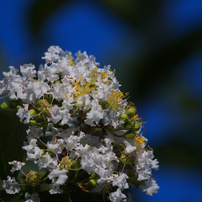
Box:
3;176;21;194
49;169;68;185
139;178;159;196
109;188;127;202
8;161;25;173
16;104;31;124
25;192;40;202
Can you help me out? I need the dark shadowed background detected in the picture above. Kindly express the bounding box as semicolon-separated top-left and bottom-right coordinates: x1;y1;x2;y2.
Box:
0;0;202;201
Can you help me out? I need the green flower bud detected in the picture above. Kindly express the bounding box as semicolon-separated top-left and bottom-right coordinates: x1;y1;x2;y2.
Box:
60;164;64;170
41;107;50;117
29;109;37;116
90;172;100;180
0;102;9;109
36;113;43;119
30;120;37;125
119;113;128;123
41;150;45;155
125;106;136;117
16;105;23;109
124;130;135;139
65;164;71;170
60;107;65;110
119;153;127;164
134;122;141;131
124;120;135;130
87;179;97;189
71;160;80;169
44;94;53;104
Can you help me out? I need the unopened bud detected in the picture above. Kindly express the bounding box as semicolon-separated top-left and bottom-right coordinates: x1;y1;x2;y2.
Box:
30;120;37;125
17;105;23;109
87;179;97;189
124;120;135;130
41;150;45;155
0;102;8;109
29;109;37;116
134;122;140;131
119;113;128;123
60;164;64;170
125;106;136;117
90;172;100;180
119;153;127;164
124;130;135;139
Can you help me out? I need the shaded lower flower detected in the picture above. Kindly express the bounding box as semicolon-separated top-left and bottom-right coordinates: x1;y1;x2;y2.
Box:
3;176;21;194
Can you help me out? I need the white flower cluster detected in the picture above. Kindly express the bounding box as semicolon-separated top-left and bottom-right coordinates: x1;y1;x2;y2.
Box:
1;46;159;202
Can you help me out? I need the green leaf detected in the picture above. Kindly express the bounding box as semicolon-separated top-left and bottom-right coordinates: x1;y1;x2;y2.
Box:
0;109;27;181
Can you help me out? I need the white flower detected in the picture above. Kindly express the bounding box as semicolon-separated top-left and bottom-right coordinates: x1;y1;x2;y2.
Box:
139;178;160;196
135;150;159;181
111;173;129;190
109;188;127;202
22;138;41;160
8;81;26;100
77;94;91;110
85;99;104;126
42;46;63;63
8;160;25;173
49;169;68;185
3;176;21;194
16;104;31;124
20;64;36;78
25;80;42;103
37;153;57;169
49;184;63;194
25;192;40;202
26;126;44;138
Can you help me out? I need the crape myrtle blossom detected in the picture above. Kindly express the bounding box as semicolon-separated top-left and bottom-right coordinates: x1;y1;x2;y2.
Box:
1;46;159;202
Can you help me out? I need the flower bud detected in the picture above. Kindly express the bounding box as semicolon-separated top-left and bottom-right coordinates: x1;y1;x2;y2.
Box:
29;109;37;116
124;130;135;139
36;113;43;119
16;105;23;109
125;106;136;117
44;94;53;104
71;160;80;169
133;122;140;131
30;120;37;125
65;164;70;170
41;150;45;155
0;102;8;109
90;172;100;180
119;153;127;164
87;179;97;189
124;120;135;130
119;113;128;123
60;164;64;170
